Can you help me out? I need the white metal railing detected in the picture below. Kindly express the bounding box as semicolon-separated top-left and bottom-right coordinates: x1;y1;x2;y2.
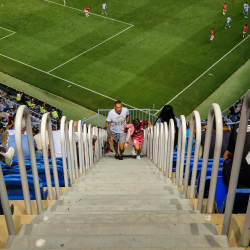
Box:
1;93;250;247
221;90;250;245
183;111;201;199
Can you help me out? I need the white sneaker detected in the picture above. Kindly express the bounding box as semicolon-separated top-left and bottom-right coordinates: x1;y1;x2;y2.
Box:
1;147;14;166
136;155;141;160
132;146;137;155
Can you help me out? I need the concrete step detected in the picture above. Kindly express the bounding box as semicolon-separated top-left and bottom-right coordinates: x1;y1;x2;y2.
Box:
59;194;185;200
43;209;201;216
66;186;178;192
5;235;229;249
19;223;218;236
73;182;177;187
1;248;244;250
32;212;205;225
47;204;194;212
62;189;181;195
53;198;190;206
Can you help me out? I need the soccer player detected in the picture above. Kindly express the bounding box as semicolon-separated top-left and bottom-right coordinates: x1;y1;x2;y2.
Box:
102;2;107;15
225;15;232;29
223;3;227;15
243;2;248;14
210;28;214;42
84;7;91;17
244;4;249;18
243;24;248;37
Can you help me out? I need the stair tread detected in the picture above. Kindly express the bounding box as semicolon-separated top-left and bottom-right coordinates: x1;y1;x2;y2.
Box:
19;223;218;236
6;235;229;249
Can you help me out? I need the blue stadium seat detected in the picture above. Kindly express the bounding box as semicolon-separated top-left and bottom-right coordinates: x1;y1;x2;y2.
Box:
196;167;223;198
2;169;20;176
3;174;46;200
27;166;64;187
215;176;250;213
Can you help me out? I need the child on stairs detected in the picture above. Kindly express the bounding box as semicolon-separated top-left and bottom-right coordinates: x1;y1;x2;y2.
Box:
125;118;153;160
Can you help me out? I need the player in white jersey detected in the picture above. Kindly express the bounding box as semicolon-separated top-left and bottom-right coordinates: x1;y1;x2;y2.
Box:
243;2;248;13
102;2;107;15
244;5;249;18
225;15;232;28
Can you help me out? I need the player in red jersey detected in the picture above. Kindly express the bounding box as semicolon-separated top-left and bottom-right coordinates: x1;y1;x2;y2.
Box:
223;3;227;15
84;7;91;17
210;28;214;42
243;24;248;37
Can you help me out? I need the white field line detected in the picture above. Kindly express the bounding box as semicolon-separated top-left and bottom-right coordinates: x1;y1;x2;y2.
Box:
155;34;250;115
44;0;133;26
0;52;137;109
0;27;15;41
48;25;133;72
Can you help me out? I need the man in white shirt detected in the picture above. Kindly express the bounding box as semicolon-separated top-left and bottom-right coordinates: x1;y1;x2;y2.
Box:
106;101;130;160
225;15;232;29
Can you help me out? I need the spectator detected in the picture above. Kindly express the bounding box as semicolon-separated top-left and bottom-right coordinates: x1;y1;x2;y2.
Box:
7;118;36;159
40;103;46;114
52;120;62;158
234;104;241;113
228;106;235;116
106;100;130;160
223;118;250;188
200;120;231;159
155;104;179;147
34;126;49;158
5;110;10;120
224;115;232;124
0;101;5;113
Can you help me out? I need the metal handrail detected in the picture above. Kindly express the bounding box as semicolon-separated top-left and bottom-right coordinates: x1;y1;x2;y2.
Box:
175;115;186;186
167;119;175;178
69;120;78;180
60;116;72;187
149;127;153;160
83;123;89;170
158;123;164;171
78;120;85;174
41;112;60;200
15;105;42;214
222;89;250;239
197;103;223;213
162;122;168;174
154;123;159;166
0;163;15;235
183;111;201;198
88;124;93;167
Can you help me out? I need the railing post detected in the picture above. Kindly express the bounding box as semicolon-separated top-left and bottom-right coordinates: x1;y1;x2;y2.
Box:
167;119;175;179
175;115;186;186
183;111;201;198
88;124;93;166
158;123;164;171
0;163;15;235
222;89;250;236
149;127;153;161
197;104;223;213
78;120;85;174
153;123;159;166
60;116;72;186
162;122;168;175
69;120;78;180
41;113;60;200
15;105;42;214
83;124;89;170
240;197;250;247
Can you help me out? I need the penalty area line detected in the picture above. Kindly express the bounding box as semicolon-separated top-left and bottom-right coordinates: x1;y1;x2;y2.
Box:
0;52;137;109
48;25;133;73
155;34;250;115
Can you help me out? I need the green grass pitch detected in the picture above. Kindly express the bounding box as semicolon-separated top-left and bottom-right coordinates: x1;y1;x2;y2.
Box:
0;0;249;116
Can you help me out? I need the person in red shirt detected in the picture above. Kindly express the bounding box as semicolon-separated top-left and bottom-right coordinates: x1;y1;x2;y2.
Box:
223;3;227;15
130;118;153;159
243;24;248;38
84;7;91;17
210;28;214;43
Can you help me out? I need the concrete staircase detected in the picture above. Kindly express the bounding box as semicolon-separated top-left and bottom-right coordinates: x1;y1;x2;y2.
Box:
4;152;243;250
